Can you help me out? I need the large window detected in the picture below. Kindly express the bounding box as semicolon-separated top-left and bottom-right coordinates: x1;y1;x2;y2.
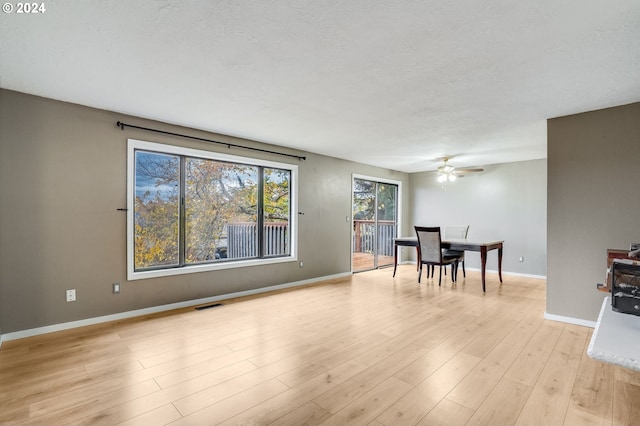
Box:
128;139;297;280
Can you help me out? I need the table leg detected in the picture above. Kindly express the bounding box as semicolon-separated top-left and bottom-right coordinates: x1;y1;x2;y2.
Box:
480;247;487;292
393;243;398;277
498;246;503;283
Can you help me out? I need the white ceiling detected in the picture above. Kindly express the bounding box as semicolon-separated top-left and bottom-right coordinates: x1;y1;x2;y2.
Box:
2;1;639;172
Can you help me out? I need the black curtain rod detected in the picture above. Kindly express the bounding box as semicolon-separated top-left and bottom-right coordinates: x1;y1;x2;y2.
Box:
116;121;306;161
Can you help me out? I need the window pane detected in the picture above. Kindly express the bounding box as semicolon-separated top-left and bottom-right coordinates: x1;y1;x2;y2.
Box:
264;168;291;256
352;178;376;271
185;159;258;263
134;151;180;269
376;183;397;266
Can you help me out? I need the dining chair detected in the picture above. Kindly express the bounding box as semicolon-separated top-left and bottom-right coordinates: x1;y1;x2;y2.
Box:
443;225;469;278
414;226;459;285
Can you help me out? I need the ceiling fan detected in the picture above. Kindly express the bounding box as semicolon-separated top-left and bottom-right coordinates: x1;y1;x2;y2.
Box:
436;157;484;183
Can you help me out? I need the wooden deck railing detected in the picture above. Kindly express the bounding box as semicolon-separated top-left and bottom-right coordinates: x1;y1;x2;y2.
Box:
227;222;288;258
353;219;397;256
226;220;396;259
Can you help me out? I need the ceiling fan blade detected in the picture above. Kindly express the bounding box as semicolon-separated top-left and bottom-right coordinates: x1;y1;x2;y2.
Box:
455;168;484;173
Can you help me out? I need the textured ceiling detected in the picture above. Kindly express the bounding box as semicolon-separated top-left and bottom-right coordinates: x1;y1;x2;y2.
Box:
2;1;639;172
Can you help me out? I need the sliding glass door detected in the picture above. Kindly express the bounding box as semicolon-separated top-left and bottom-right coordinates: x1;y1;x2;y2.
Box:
352;177;398;272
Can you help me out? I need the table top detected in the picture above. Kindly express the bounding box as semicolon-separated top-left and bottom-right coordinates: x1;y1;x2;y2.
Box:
394;237;504;247
588;296;640;371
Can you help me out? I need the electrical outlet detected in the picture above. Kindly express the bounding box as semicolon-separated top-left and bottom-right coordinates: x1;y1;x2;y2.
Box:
113;282;120;294
299;261;304;268
66;289;76;302
519;256;524;262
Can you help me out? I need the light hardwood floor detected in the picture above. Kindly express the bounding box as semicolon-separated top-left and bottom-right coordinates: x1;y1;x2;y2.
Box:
1;267;639;425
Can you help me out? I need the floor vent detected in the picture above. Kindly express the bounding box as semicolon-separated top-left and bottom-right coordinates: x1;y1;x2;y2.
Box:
195;303;223;311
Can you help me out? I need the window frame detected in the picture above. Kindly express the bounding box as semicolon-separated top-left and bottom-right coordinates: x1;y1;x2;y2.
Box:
127;139;298;281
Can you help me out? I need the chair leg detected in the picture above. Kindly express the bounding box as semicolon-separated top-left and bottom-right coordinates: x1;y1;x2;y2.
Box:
438;265;442;286
418;263;422;283
462;260;466;278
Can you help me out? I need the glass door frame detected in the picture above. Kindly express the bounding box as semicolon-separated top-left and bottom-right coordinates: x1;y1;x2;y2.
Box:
351;174;403;272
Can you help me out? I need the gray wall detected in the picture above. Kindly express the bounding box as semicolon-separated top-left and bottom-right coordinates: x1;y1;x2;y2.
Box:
409;160;547;277
0;89;409;334
547;102;640;322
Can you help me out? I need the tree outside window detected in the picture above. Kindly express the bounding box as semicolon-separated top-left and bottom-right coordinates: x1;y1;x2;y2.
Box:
132;142;294;275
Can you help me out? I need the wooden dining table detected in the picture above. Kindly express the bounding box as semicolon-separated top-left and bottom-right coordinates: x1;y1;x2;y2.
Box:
393;237;504;292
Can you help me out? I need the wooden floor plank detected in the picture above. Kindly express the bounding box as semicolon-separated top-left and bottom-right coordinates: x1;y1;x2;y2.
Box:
392;323;483;387
114;403;182;426
377;351;482;426
270;401;333;426
514;324;589;426
416;398;475;426
313;342;429;414
220;360;368;426
465;377;531;426
504;320;563;386
445;310;540;411
274;333;390;388
64;361;257;426
564;407;613;426
565;330;614;425
24;380;161;425
318;377;412;425
416;398;473;426
171;378;290;425
612;380;640;426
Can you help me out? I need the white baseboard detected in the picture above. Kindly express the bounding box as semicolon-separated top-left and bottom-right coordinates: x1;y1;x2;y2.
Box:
502;271;547;280
463;267;546;280
544;312;596;328
399;263;547;280
1;272;352;342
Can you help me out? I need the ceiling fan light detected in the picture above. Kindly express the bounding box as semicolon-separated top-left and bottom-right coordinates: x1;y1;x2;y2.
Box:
448;174;457;182
437;174;447;183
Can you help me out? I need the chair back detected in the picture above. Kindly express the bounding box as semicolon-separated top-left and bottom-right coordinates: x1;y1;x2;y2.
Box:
415;226;442;263
444;225;469;240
